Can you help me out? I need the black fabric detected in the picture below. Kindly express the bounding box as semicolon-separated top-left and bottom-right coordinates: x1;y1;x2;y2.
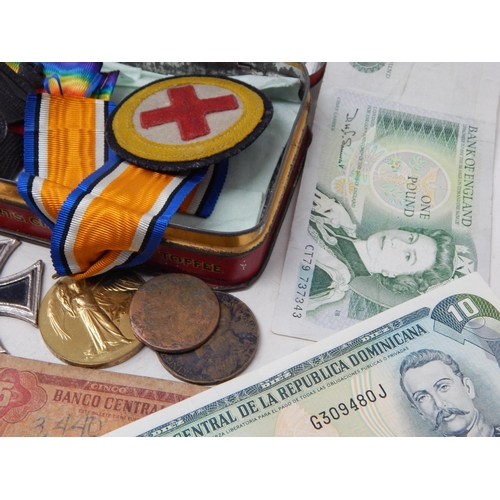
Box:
0;63;42;124
0;63;44;180
0;125;23;179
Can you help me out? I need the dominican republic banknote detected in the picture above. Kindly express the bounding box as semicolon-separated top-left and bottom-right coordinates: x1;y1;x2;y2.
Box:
0;355;205;437
106;273;500;437
272;62;499;341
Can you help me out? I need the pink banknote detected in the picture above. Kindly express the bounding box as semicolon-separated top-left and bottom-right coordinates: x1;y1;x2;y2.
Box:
0;355;205;437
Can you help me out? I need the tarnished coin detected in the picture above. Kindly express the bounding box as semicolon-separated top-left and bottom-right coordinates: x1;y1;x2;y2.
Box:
39;271;145;369
157;292;259;385
129;273;220;353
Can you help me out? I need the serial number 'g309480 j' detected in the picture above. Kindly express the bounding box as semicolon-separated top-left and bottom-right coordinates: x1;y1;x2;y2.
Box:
310;384;387;430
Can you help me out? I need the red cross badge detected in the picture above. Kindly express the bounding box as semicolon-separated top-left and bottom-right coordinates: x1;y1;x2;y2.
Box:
106;75;273;174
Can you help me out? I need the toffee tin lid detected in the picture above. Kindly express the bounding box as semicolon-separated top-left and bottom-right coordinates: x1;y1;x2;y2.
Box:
106;75;273;174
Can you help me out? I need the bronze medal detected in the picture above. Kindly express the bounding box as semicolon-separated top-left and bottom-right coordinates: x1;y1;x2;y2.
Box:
38;271;145;368
129;273;220;353
157;292;259;385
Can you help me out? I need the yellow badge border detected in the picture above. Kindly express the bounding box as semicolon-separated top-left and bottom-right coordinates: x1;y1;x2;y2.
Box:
111;76;265;163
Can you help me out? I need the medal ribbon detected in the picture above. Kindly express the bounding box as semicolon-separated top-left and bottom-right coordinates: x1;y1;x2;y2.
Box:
18;93;227;279
7;62;119;100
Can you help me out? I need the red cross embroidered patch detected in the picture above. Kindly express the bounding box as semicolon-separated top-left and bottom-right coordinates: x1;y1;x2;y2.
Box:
106;75;273;174
140;84;239;141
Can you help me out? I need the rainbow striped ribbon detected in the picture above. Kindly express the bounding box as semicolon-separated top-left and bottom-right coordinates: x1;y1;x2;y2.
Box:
7;62;119;100
18;93;226;279
39;62;118;100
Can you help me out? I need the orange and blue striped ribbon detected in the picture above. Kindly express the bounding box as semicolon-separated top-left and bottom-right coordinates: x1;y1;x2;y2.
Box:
51;158;205;278
19;93;114;227
18;93;226;279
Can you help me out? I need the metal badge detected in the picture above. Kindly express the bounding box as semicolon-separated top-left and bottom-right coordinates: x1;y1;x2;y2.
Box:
0;237;43;327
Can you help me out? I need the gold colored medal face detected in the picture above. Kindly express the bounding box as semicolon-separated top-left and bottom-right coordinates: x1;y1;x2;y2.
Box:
39;272;145;369
129;273;220;353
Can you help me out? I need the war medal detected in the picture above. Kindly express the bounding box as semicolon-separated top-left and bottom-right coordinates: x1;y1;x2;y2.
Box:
39;272;144;368
17;71;273;280
0;237;43;326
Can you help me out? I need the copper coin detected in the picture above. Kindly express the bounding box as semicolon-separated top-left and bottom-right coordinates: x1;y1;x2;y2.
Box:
38;271;145;369
157;292;259;385
129;273;220;353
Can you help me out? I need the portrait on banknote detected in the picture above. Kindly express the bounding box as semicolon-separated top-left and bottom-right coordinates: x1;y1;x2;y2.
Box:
399;348;500;437
307;186;476;327
273;84;492;341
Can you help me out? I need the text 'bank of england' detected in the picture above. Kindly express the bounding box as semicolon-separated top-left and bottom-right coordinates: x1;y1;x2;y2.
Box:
273;62;498;341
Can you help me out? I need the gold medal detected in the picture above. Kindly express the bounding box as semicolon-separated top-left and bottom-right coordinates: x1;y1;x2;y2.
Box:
39;271;145;368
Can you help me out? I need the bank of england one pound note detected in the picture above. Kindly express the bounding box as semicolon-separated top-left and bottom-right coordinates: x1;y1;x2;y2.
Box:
106;273;500;437
272;81;495;341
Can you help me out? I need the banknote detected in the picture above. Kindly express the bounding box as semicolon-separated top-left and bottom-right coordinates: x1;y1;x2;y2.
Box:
318;63;500;125
0;355;205;436
105;273;500;437
272;63;498;341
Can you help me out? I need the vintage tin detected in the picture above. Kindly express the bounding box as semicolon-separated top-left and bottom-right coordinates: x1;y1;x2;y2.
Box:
0;62;311;290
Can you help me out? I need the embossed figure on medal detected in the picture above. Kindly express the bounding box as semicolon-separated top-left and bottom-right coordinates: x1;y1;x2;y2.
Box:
40;272;144;368
50;279;132;355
